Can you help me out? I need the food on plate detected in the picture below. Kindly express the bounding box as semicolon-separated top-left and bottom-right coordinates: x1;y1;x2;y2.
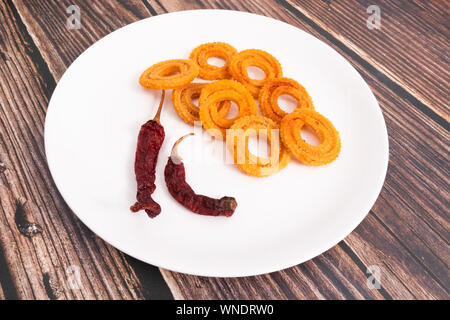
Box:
133;42;341;217
259;77;314;123
227;115;290;177
280;109;341;166
189;42;237;80
139;59;199;89
229;49;283;97
130;91;166;218
199;80;257;139
172;83;230;125
165;134;237;216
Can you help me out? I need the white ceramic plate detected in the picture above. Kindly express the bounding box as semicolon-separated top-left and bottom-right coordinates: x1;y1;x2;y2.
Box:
45;10;388;277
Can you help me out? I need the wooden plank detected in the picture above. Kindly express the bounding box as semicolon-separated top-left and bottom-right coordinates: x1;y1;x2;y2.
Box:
162;242;387;299
161;242;389;300
10;0;448;299
0;238;18;300
12;0;151;81
277;0;450;298
346;212;447;299
282;0;449;121
0;0;153;299
0;185;53;299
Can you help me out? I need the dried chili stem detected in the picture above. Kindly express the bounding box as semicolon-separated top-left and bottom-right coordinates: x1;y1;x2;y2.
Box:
170;132;194;164
153;90;165;124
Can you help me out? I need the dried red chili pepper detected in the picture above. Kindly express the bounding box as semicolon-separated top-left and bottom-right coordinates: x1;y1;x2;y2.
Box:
164;134;237;217
130;91;166;218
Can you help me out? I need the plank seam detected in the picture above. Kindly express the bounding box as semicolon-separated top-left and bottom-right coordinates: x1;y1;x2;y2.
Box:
140;0;158;15
0;217;20;299
339;241;393;299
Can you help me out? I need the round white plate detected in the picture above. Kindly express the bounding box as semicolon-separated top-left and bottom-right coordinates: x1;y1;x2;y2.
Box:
45;10;388;277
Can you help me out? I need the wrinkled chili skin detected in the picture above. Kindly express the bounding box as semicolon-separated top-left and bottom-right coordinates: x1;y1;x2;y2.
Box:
164;157;237;217
130;120;165;218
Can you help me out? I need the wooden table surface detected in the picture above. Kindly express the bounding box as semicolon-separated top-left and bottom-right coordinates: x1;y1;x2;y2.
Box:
0;0;448;300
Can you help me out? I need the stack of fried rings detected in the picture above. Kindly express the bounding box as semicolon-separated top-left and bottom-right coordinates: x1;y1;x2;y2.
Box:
199;80;257;139
172;83;230;125
139;42;341;176
227;115;291;177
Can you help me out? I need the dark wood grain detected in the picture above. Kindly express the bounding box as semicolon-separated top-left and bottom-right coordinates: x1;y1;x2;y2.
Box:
161;242;388;299
0;0;157;299
0;0;448;300
283;0;449;122
12;0;151;81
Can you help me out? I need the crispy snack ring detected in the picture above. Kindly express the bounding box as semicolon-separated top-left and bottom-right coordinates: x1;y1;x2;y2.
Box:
226;115;290;177
280;109;340;166
229;49;283;97
189;42;237;80
172;83;230;125
139;59;199;89
259;77;314;123
199;80;257;139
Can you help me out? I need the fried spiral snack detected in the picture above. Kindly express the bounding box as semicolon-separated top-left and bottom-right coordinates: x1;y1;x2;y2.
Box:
199;80;257;139
229;49;283;97
139;59;199;89
189;42;237;80
172;83;230;125
227;115;290;177
259;77;314;123
280;109;340;166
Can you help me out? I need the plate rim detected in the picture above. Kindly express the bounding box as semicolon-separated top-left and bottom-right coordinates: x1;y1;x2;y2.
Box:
44;9;389;277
